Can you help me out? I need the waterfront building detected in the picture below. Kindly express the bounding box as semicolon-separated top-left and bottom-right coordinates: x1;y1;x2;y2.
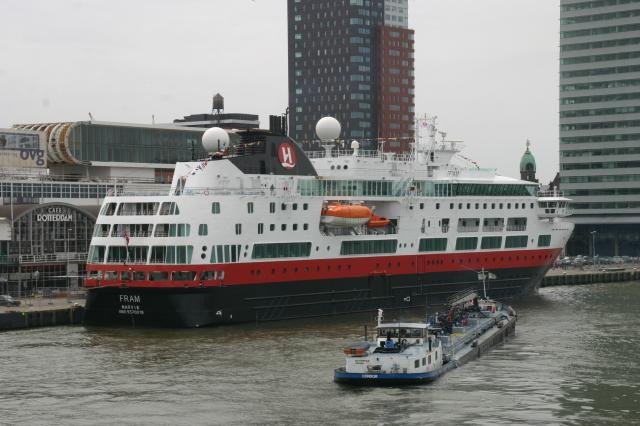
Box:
0;122;207;296
559;0;640;256
287;0;414;152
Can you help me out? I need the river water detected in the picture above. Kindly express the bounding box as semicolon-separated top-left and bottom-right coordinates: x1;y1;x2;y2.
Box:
1;281;639;425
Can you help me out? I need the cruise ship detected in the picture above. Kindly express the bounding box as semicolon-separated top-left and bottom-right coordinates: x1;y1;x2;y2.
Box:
83;117;574;327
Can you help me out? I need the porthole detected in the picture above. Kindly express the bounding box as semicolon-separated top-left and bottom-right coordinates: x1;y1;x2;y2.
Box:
200;253;206;259
330;165;335;170
344;165;348;170
202;246;207;251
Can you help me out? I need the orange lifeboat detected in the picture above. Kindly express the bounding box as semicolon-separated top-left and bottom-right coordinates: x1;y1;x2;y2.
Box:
367;214;390;228
320;204;372;226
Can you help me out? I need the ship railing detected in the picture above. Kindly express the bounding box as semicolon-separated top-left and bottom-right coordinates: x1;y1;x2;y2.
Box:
506;225;527;232
482;226;503;232
305;149;415;162
18;253;87;264
111;231;152;238
441;225;449;233
457;226;479;233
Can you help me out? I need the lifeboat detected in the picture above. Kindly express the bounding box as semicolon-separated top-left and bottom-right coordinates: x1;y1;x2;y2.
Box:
367;214;390;228
320;204;372;226
342;341;370;357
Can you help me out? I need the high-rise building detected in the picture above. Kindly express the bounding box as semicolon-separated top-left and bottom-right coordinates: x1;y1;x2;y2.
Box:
559;0;640;256
287;0;414;151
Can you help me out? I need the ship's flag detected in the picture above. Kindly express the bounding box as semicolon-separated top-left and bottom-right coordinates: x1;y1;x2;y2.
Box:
123;230;130;246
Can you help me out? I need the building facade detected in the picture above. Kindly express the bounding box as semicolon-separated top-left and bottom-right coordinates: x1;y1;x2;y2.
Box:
559;0;640;256
0;121;210;296
287;0;414;151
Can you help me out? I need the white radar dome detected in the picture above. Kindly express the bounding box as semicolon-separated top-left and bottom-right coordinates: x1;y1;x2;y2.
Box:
350;140;360;149
316;116;341;141
202;127;230;153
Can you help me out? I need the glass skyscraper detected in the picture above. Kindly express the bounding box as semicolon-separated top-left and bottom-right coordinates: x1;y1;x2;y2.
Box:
560;0;640;256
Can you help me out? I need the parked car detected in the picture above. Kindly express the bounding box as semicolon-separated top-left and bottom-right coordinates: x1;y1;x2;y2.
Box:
0;295;20;307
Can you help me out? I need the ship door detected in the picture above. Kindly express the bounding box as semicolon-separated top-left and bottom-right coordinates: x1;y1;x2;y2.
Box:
369;273;389;298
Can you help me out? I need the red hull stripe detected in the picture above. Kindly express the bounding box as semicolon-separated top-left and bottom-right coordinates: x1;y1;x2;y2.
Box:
84;248;561;289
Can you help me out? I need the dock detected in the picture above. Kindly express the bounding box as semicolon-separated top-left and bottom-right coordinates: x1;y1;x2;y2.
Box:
0;298;85;331
542;265;640;287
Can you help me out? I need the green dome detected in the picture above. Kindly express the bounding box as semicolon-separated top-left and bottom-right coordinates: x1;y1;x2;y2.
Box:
520;143;536;173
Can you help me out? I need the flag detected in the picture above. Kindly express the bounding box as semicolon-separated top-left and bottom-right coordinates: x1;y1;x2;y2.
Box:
123;230;130;246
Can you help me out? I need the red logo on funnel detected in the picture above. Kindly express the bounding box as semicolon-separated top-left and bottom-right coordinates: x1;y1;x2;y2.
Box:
278;143;297;169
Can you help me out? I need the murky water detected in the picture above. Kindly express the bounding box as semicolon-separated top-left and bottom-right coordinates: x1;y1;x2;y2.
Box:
1;282;639;425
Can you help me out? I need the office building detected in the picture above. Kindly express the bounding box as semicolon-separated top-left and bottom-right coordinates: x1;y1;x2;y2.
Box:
287;0;414;151
559;0;640;256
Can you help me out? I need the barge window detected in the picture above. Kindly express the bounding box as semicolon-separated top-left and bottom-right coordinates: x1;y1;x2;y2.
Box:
455;237;478;251
537;234;551;247
505;235;528;249
252;242;312;259
211;202;221;214
418;238;447;252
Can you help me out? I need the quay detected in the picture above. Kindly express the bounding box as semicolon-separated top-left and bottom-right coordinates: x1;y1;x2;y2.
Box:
542;264;640;287
0;298;85;331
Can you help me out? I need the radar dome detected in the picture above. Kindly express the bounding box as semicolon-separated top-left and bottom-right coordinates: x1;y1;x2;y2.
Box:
202;127;230;153
316;117;341;141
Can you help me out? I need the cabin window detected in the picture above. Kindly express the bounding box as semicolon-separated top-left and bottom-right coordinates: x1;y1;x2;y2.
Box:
420;203;424;210
150;245;193;264
292;203;298;210
93;224;111;237
101;203;117;216
281;203;287;211
247;202;254;214
505;235;528;249
258;223;264;234
340;239;397;255
149;271;169;281
414;360;420;368
106;246;148;263
269;202;275;213
235;224;242;235
281;224;287;231
252;242;312;259
537;234;551;247
422;358;426;366
198;224;208;236
201;271;217;280
212;202;221;214
303;203;308;210
87;245;106;263
293;224;298;231
428;355;432;364
133;271;146;280
172;271;196;281
455;237;478;251
159;202;180;215
481;236;502;250
450;203;454;209
303;223;309;230
419;238;447;252
210;244;241;263
436;203;440;209
118;202;160;216
270;224;275;231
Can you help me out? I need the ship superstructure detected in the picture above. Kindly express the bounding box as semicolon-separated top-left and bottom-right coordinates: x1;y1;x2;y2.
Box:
83;118;573;327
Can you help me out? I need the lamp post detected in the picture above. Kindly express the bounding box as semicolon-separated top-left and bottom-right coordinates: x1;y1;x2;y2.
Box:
590;230;597;270
67;227;73;293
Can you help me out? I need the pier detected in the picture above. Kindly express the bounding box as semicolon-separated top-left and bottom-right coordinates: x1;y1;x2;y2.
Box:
542;265;640;287
0;298;85;331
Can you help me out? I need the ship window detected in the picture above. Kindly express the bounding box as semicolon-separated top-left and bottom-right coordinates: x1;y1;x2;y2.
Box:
467;203;471;209
530;203;534;209
450;203;454;209
455;237;478;251
281;203;287;211
133;271;146;280
420;203;424;210
235;224;242;235
106;246;148;263
87;245;106;263
340;239;397;255
492;203;495;209
101;203;117;216
515;203;519;209
118;202;160;216
303;203;309;210
458;203;462;209
505;235;528;249
481;236;502;250
247;202;254;214
149;271;169;281
93;224;111;237
270;202;276;213
198;224;208;236
499;203;503;209
270;224;275;231
483;203;487;209
422;357;426;366
414;360;420;368
435;352;437;360
172;271;196;281
419;238;447;252
160;202;180;215
252;242;312;259
507;203;511;209
303;223;309;230
281;224;287;231
436;203;440;209
537;234;551;247
428;355;432;364
293;203;298;210
201;271;217;280
212;202;221;214
293;224;298;231
475;203;479;209
150;246;193;264
258;223;264;234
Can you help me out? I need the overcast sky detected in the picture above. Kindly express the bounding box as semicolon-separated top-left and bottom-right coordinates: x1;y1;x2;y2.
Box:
0;0;559;182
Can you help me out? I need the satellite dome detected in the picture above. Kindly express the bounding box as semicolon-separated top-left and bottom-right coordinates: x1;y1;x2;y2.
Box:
316;117;341;141
202;127;230;153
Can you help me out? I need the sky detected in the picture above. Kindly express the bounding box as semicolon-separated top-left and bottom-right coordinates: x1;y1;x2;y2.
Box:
0;0;559;182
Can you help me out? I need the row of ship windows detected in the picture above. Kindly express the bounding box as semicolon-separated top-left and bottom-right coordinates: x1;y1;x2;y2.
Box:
94;222;311;238
89;251;556;283
87;235;552;265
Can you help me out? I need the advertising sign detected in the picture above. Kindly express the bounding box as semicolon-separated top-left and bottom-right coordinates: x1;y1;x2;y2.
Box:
0;129;46;168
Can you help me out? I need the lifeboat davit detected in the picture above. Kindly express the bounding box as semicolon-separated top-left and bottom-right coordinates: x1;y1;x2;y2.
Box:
321;204;372;226
367;214;390;228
